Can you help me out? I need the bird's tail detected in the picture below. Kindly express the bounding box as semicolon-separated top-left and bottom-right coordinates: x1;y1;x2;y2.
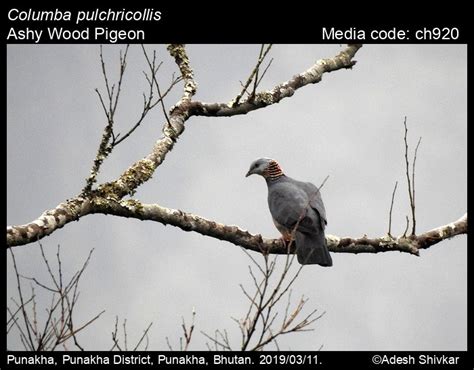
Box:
295;231;332;266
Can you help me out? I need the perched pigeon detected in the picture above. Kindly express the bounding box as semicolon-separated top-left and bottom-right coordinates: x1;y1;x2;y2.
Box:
246;158;332;266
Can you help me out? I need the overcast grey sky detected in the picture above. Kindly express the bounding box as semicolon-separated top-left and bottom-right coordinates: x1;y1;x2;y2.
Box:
7;44;467;350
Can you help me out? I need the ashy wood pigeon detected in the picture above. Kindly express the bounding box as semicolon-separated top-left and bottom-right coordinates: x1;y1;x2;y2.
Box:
246;158;332;266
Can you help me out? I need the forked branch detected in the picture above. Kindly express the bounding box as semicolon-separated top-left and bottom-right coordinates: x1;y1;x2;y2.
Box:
7;44;364;248
7;244;104;351
403;117;422;236
203;243;322;351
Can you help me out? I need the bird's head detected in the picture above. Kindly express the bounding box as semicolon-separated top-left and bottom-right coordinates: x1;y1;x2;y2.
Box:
246;158;284;180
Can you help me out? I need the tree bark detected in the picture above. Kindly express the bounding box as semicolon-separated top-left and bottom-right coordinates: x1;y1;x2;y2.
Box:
7;44;466;257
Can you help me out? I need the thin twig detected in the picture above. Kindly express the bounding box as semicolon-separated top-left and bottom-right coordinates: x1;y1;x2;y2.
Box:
8;244;100;351
233;44;273;106
123;318;128;351
388;181;398;237
238;80;251;96
200;330;232;351
112;76;181;147
403;215;410;238
166;309;196;351
7;302;34;350
95;89;109;119
133;322;153;351
110;316;122;351
112;46;181;147
251;45;264;99
403;117;416;235
111;45;130;116
19;274;56;293
7;296;34;330
256;58;274;87
181;310;196;351
318;175;330;192
166;337;174;351
411;137;422;235
240;246;266;275
99;45;112;102
58;310;105;345
112;317;153;351
239;284;259;307
8;248;35;350
141;45;172;127
273;335;280;351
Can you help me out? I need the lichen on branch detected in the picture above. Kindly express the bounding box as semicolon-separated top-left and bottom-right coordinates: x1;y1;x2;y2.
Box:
8;44;465;258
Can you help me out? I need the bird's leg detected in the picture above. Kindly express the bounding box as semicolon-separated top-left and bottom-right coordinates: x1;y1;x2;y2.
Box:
279;233;295;253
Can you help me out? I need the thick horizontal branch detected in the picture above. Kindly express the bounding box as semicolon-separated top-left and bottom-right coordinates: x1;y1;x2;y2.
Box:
89;199;282;254
91;200;467;256
7;43;464;258
7;197;92;247
7;193;466;254
6;44;466;261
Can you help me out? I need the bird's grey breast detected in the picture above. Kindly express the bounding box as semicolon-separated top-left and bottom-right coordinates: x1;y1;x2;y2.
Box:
267;180;308;229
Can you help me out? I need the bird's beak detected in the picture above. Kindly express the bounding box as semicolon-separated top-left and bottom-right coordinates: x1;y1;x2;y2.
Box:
245;170;252;177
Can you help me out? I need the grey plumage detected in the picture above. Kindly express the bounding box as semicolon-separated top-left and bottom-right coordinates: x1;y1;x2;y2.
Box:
246;158;332;266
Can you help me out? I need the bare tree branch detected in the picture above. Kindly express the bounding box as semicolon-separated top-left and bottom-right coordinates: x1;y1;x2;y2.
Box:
7;244;103;351
8;248;35;350
110;316;122;351
164;308;196;351
9;43;463;284
201;330;232;351
233;44;273;106
189;44;361;118
7;44;363;248
255;58;273;89
403;215;410;238
133;322;153;351
109;316;152;351
111;56;181;147
7;192;467;256
92;200;467;256
181;310;195;351
403;117;422;236
411;136;422;235
203;236;322;351
141;45;175;133
83;45;130;194
83;44;183;196
387;181;398;237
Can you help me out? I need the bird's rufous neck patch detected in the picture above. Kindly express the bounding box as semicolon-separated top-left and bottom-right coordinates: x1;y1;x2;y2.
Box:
264;160;284;180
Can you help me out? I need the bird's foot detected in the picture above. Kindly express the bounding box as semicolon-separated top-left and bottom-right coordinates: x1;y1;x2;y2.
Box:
280;236;295;251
